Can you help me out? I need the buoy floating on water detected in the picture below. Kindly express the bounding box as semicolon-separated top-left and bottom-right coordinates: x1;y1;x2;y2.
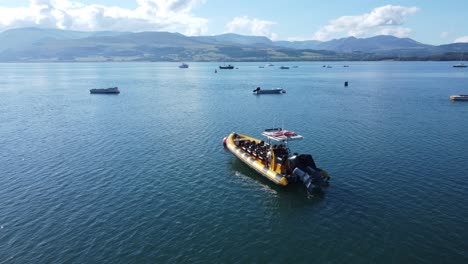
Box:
222;137;227;147
344;81;348;87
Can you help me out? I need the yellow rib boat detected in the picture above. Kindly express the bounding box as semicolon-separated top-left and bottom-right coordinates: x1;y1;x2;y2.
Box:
224;128;330;194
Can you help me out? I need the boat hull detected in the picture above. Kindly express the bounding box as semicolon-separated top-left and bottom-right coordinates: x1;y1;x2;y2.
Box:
90;87;120;94
450;95;468;101
225;133;288;186
253;88;286;94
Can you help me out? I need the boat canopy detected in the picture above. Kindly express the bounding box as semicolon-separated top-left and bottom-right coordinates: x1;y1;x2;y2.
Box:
262;128;303;142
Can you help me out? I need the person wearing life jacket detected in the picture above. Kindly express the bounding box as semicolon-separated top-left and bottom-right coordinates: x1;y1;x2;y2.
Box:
266;149;272;168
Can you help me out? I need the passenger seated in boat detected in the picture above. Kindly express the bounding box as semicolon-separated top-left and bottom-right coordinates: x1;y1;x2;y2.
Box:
276;157;283;168
241;140;249;150
266;150;272;167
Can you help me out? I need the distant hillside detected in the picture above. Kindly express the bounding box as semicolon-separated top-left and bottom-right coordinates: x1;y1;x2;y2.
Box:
194;33;273;46
274;40;321;50
313;35;430;52
0;27;126;52
0;27;468;62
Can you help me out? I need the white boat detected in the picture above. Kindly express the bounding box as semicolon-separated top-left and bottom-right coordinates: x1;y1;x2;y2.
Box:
450;95;468;101
219;64;234;69
90;87;120;94
453;53;467;67
453;63;467;68
253;87;286;94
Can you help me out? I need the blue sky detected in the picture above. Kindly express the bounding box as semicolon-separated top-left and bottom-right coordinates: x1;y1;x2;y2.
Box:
0;0;467;44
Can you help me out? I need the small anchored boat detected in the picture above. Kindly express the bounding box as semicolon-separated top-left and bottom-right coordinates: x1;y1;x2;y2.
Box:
90;87;120;94
450;94;468;101
223;128;330;195
453;54;467;67
279;66;290;69
253;87;286;95
219;64;234;69
179;63;189;68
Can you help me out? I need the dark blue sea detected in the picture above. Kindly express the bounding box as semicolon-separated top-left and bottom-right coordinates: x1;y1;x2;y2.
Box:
0;62;467;263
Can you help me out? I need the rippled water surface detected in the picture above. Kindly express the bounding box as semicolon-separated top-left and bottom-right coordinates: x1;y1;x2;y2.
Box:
0;62;467;263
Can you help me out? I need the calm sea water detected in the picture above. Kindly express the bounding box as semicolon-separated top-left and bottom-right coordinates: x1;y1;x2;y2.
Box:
0;62;467;263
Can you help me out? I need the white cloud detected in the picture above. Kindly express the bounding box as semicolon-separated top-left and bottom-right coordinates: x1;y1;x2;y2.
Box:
440;32;450;39
286;36;310;42
225;16;278;40
0;0;208;35
377;27;412;38
313;5;419;40
454;36;468;43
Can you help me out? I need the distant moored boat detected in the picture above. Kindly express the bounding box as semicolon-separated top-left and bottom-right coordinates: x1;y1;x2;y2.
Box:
453;54;467;67
179;63;189;68
219;64;234;69
90;87;120;94
450;94;468;101
253;87;286;94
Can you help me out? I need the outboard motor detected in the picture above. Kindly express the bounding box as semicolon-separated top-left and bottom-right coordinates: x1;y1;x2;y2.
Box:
293;167;326;194
299;154;317;170
290;154;329;195
287;155;299;183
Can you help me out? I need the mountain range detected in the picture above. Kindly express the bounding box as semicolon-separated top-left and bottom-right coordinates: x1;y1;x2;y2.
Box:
0;27;467;62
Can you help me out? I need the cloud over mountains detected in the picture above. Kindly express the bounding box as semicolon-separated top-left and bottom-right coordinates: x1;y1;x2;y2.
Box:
313;5;419;40
0;2;464;44
0;0;208;35
225;16;277;40
454;36;468;43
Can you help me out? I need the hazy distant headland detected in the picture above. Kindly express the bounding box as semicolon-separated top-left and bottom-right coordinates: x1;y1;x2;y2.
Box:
1;27;467;62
